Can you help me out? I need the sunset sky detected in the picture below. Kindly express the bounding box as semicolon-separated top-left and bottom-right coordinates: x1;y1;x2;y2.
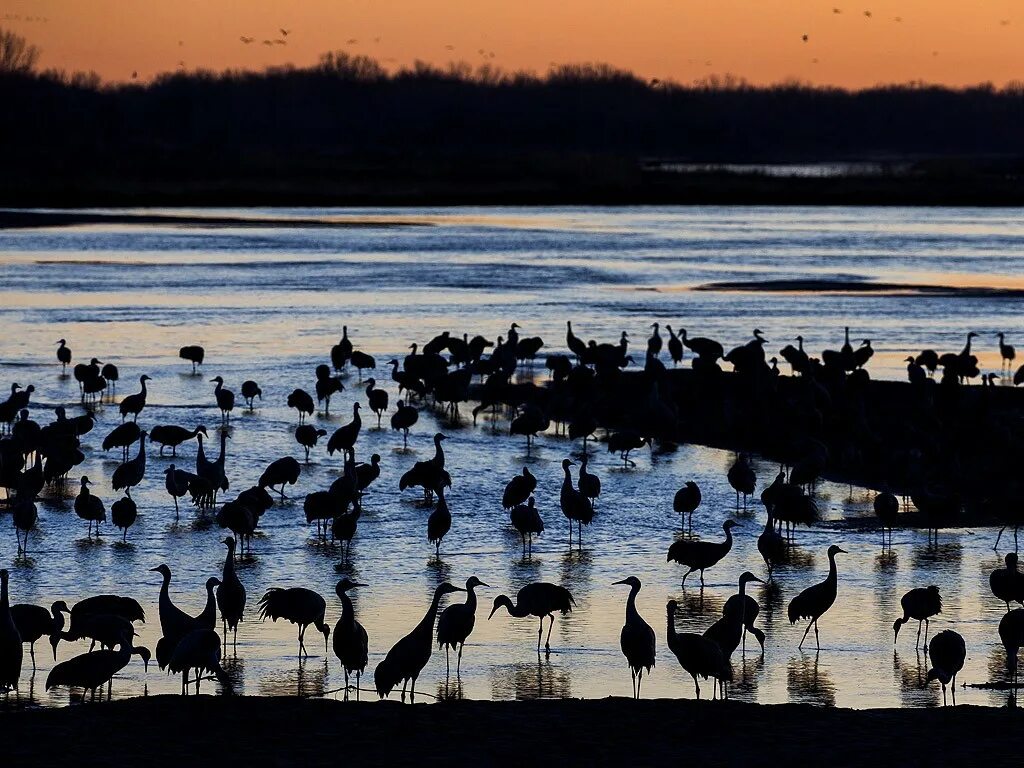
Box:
2;0;1020;88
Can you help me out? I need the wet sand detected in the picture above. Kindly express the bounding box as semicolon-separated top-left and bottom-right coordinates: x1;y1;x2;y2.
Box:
0;696;1018;765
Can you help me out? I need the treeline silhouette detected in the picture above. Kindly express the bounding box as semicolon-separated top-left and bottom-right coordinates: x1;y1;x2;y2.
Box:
3;46;1024;205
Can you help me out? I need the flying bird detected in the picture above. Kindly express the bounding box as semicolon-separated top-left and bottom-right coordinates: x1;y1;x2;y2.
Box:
280;28;290;36
240;36;254;44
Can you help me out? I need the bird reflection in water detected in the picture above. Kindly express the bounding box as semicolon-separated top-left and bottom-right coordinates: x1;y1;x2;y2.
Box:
257;657;327;698
787;652;836;707
426;553;453;585
911;541;962;572
221;655;246;694
893;649;939;708
669;590;724;630
729;653;764;701
875;548;898;573
490;656;572;700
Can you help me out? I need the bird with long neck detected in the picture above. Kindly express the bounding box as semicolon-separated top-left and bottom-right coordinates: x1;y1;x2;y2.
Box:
151;564;192;641
614;576;655;699
0;569;22;694
333;578;368;697
437;576;489;678
45;633;150;701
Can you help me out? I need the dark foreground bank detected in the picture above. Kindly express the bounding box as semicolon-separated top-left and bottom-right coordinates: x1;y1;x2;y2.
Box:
0;696;1020;766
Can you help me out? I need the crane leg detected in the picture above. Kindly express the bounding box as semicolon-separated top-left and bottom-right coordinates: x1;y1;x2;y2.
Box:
457;643;464;677
410;676;417;703
814;620;820;650
537;619;543;654
681;569;692;589
545;614;555;652
915;621;922;648
401;679;408;702
996;527;1005;550
798;621;813;650
445;646;450;679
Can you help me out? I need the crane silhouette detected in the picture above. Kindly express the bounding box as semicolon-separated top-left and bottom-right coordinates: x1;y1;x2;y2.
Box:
666;600;729;699
11;601;67;669
216;537;246;648
788;545;846;650
168;628;231;695
489;582;575;655
332;578;369;698
999;609;1024;698
46;632;149;701
375;582;464;701
437;576;488;677
258;586;330;659
112;431;148;499
614;577;656;699
74;476;106;536
560;459;593;547
502;467;537;510
667;520;739;588
119;374;151;422
926;629;965;706
990;553;1024;611
210;377;235;422
510;496;544;558
673;481;701;532
0;570;23;695
893;586;942;649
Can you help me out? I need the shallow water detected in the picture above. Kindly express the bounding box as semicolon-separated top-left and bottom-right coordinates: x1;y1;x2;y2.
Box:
1;206;1022;708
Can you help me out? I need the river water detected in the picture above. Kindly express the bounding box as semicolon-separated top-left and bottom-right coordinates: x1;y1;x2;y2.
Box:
1;206;1023;708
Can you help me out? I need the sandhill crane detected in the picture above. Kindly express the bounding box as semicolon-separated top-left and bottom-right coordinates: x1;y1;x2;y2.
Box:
164;464;194;519
727;453;756;509
375;582;464;701
0;570;23;695
606;430;649;468
399;433;450;502
331;327;353;371
110;496;137;542
12;498;36;555
874;491;899;546
488;582;575;654
295;424;327;463
560;459;593;547
11;601;66;668
257;586;330;659
678;328;724;362
149;424;206;457
102;421;142;461
788;545;846;650
179;345;205;373
168;628;230;695
926;630;966;706
56;338;72;373
241;380;262;410
997;332;1016;373
665;325;684;366
757;507;786;578
614;577;656;699
990;553;1024;612
427;486;452;555
667;520;739;588
673;481;701;532
216;537;246;647
74;476;106;536
999;609;1024;697
151;564;200;642
893;586;942;649
647;323;663;359
210;377;235;422
510;497;544;558
333;578;368;698
722;571;767;655
101;362;118;394
437;576;488;676
502;467;537;510
258;456;301;498
112;430;148;498
365;378;389;426
46;634;150;701
390;399;419;449
118;374;152;423
666;600;728;699
350;350;376;380
578;455;601;508
327;403;362;456
287;388;315;423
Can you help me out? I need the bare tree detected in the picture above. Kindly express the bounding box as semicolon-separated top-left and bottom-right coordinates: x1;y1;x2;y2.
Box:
0;28;40;75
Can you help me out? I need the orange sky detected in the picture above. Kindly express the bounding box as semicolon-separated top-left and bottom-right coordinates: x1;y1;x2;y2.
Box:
2;0;1020;88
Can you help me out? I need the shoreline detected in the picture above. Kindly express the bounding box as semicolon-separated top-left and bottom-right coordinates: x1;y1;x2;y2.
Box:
0;210;431;230
0;695;1019;765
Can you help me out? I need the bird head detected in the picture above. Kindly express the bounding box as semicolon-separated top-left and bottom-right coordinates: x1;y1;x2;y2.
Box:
488;594;513;620
926;666;951;686
336;578;367;597
141;374;152;382
666;600;678;616
136;646;152;672
892;619;903;642
150;564;171;578
466;576;490;590
434;432;447;443
738;571;763;586
827;545;847;557
1007;552;1018;568
562;458;575;470
206;577;222;591
320;624;331;650
52;600;71;615
80;476;91;487
210;376;223;384
613;576;641;590
435;582;464;600
365;377;376;387
723;520;740;531
370;453;381;465
352;402;360;412
197;425;209;437
223;536;235;549
650;322;658;329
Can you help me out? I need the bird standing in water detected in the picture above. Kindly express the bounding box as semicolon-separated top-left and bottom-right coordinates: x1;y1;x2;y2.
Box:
614;577;655;699
437;576;488;677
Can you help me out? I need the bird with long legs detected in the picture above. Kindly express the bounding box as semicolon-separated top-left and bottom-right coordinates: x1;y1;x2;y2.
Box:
788;545;846;650
997;332;1016;374
999;609;1024;702
46;632;150;702
332;578;368;699
673;481;701;532
257;585;330;659
437;576;488;679
112;430;148;499
665;600;728;700
216;537;246;649
168;628;230;695
210;377;235;423
119;375;151;422
55;338;72;374
926;630;965;706
488;582;575;655
375;582;464;701
893;586;942;650
510;497;544;558
614;577;655;699
990;553;1024;612
11;601;66;669
667;520;739;589
559;459;593;547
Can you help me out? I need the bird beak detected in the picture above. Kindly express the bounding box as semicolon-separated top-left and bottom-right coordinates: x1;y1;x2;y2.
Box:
487;607;499;620
477;581;490;588
837;547;848;554
353;583;368;588
612;579;630;586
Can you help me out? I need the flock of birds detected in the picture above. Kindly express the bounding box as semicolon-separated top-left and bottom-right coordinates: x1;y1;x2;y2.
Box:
1;322;1024;706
